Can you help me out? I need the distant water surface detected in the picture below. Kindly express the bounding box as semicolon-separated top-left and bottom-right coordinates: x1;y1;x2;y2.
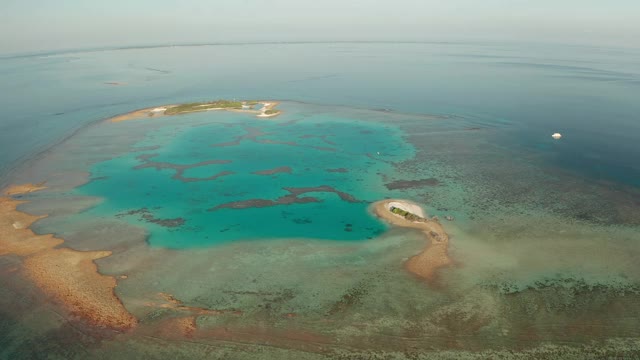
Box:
1;42;639;187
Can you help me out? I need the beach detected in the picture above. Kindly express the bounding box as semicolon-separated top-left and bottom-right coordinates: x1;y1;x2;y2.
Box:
256;101;282;117
372;199;451;282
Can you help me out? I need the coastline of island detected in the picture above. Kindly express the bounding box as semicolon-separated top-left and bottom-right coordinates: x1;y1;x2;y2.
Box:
372;199;451;283
110;100;282;123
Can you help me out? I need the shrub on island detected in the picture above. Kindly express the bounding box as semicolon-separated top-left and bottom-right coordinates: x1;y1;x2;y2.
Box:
390;206;422;221
165;100;246;115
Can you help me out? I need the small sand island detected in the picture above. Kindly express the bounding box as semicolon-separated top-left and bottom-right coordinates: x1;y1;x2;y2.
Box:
110;99;281;123
372;199;451;282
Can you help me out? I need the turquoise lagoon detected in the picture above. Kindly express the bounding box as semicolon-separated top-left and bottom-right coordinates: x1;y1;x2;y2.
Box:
74;108;414;247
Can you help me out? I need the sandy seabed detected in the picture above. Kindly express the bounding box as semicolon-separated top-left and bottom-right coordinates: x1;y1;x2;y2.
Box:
0;184;137;330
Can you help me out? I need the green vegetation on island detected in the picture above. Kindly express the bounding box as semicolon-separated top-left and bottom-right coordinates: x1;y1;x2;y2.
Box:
390;206;423;222
164;100;249;115
139;99;283;119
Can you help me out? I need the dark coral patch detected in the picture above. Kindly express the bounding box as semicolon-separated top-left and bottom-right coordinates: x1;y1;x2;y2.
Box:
134;153;233;182
209;185;360;211
385;178;440;190
116;208;185;228
252;166;293;176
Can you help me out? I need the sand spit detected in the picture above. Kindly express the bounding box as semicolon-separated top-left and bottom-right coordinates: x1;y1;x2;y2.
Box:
109;106;172;123
372;199;451;282
256;101;282;118
0;184;137;330
3;183;47;196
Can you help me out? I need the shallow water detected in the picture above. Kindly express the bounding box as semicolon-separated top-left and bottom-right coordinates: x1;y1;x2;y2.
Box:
71;108;415;247
2;43;640;358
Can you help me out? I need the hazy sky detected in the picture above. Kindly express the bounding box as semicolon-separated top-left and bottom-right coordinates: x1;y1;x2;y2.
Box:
2;0;639;53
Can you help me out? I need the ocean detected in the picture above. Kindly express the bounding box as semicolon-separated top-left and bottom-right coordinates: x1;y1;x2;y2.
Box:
1;42;640;358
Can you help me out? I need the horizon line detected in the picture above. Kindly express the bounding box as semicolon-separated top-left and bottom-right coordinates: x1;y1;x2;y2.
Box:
3;39;639;60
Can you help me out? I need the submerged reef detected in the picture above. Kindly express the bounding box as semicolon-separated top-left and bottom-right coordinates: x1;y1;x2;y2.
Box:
134;153;234;182
385;177;440;190
116;208;185;228
210;185;360;210
252;166;293;175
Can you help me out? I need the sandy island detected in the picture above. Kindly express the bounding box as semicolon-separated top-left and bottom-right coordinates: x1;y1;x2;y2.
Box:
255;102;281;118
0;184;137;330
110;100;281;123
372;199;451;282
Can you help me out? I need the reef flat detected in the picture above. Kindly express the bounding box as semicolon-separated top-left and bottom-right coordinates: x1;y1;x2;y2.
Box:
0;184;136;330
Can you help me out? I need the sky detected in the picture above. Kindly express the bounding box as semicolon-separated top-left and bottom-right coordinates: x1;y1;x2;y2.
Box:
1;0;639;54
